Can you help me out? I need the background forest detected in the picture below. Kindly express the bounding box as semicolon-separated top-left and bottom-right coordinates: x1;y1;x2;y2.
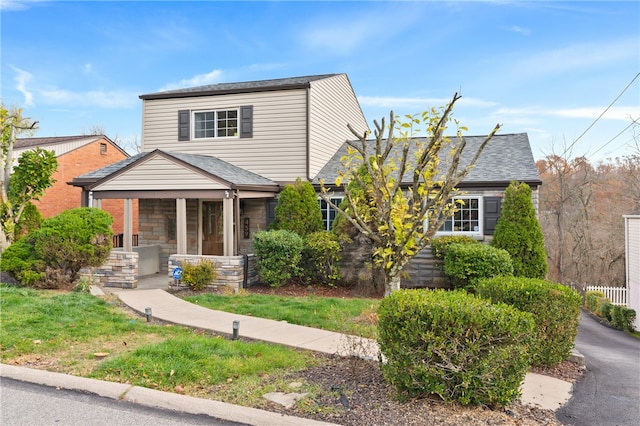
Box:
537;137;640;289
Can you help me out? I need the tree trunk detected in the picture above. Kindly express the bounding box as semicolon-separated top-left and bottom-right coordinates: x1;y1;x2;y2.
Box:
384;273;402;297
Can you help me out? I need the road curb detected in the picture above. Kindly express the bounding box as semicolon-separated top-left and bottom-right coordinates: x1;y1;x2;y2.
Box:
0;363;338;426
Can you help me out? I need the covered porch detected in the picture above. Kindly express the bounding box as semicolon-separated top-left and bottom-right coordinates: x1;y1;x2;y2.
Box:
71;150;280;281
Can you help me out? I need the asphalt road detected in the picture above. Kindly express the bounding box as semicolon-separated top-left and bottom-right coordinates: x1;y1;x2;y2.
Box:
0;378;245;426
556;311;640;426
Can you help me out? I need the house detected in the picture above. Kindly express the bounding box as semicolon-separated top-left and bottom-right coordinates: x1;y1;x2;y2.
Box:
13;135;138;237
71;73;541;289
313;132;542;288
624;212;640;330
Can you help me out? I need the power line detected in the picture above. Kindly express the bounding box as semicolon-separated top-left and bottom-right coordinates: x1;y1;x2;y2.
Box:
588;116;640;160
561;71;640;158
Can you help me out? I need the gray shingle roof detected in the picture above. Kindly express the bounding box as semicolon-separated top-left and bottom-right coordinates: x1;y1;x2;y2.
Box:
140;74;339;100
72;150;278;189
313;133;541;187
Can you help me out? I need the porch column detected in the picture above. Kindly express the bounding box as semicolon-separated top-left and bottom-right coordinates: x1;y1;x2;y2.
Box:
123;198;133;252
223;196;234;256
176;198;187;255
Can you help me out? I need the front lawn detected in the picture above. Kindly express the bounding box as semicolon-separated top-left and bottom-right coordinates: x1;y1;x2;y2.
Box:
182;292;379;339
0;285;325;409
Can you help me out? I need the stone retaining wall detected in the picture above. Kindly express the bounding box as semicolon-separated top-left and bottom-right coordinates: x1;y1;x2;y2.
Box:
81;251;138;289
169;254;257;290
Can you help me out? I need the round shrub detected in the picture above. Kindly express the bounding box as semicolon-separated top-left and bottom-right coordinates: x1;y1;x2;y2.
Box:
443;243;513;290
0;207;113;289
253;230;304;287
182;259;217;291
430;235;479;259
476;276;581;366
378;289;534;407
301;231;341;286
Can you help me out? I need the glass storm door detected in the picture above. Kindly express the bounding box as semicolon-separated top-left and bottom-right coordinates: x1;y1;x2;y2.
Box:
202;201;223;255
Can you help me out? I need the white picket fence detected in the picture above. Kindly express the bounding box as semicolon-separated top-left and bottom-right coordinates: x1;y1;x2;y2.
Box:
586;285;628;306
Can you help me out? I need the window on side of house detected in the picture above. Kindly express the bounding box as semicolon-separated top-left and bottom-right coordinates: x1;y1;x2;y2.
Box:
193;109;238;139
437;196;483;235
319;197;343;231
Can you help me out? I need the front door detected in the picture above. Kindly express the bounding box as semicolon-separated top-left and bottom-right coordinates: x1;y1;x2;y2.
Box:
202;201;223;255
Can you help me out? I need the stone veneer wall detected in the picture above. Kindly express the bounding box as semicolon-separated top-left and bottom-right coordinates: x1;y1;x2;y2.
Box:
81;251;138;288
168;254;259;289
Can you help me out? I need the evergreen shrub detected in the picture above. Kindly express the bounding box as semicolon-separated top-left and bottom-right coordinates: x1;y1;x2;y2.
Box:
491;182;547;279
443;243;513;290
430;235;478;259
271;178;323;237
610;305;636;332
378;289;534;406
0;208;113;289
301;231;341;286
253;230;303;287
476;276;581;366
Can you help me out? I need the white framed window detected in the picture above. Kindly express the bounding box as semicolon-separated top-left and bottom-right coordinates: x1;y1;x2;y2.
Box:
437;196;483;235
319;197;343;231
193;109;238;139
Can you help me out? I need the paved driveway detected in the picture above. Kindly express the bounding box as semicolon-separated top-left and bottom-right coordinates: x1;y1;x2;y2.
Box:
556;311;640;425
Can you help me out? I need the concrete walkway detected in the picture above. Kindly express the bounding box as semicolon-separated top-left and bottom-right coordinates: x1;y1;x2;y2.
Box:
105;275;577;411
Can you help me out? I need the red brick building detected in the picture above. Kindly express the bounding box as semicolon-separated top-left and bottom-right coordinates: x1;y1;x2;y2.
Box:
13;135;138;235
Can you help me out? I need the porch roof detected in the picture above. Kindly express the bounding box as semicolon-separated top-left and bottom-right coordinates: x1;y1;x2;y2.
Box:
70;149;280;193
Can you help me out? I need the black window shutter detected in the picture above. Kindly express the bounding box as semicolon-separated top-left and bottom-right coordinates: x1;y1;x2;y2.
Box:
178;110;190;141
484;196;502;235
240;105;253;138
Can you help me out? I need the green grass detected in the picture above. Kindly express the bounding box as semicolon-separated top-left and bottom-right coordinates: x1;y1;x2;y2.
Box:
0;285;326;409
182;293;380;339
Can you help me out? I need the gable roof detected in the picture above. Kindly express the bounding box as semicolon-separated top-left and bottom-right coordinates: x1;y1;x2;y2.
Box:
14;135;128;157
71;150;279;191
313;133;541;188
140;74;339;100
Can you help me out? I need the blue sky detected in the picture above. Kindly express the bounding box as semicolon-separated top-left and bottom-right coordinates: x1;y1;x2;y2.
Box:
2;0;639;162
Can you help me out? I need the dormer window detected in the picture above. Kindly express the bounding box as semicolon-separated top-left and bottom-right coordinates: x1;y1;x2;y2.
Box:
194;109;238;139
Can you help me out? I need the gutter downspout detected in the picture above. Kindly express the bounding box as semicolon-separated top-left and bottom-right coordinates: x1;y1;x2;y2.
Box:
306;86;311;181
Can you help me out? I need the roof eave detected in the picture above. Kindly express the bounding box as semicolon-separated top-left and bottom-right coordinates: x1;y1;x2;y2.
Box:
140;83;312;100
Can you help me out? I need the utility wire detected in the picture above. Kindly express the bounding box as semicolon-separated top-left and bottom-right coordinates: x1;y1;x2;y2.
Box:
561;71;640;158
588;116;640;160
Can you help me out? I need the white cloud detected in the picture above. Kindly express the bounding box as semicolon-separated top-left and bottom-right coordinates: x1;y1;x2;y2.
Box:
496;105;639;121
513;38;638;77
39;88;138;109
159;69;223;92
506;25;532;36
10;65;34;107
0;0;44;11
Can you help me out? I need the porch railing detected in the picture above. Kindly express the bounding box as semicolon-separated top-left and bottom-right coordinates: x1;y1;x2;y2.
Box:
586;285;628;306
112;233;139;248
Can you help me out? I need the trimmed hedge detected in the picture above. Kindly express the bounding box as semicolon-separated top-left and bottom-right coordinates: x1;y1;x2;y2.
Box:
378;289;534;406
443;243;513;290
476;277;581;366
253;230;303;288
430;235;479;259
584;291;636;332
301;231;341;286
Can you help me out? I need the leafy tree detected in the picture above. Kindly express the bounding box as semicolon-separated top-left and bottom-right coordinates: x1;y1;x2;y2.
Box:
491;181;548;279
1;104;57;251
320;93;501;296
271;177;323;237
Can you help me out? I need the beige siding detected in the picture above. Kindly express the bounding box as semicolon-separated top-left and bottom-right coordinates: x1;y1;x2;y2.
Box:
141;90;308;182
92;155;229;191
308;74;368;179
